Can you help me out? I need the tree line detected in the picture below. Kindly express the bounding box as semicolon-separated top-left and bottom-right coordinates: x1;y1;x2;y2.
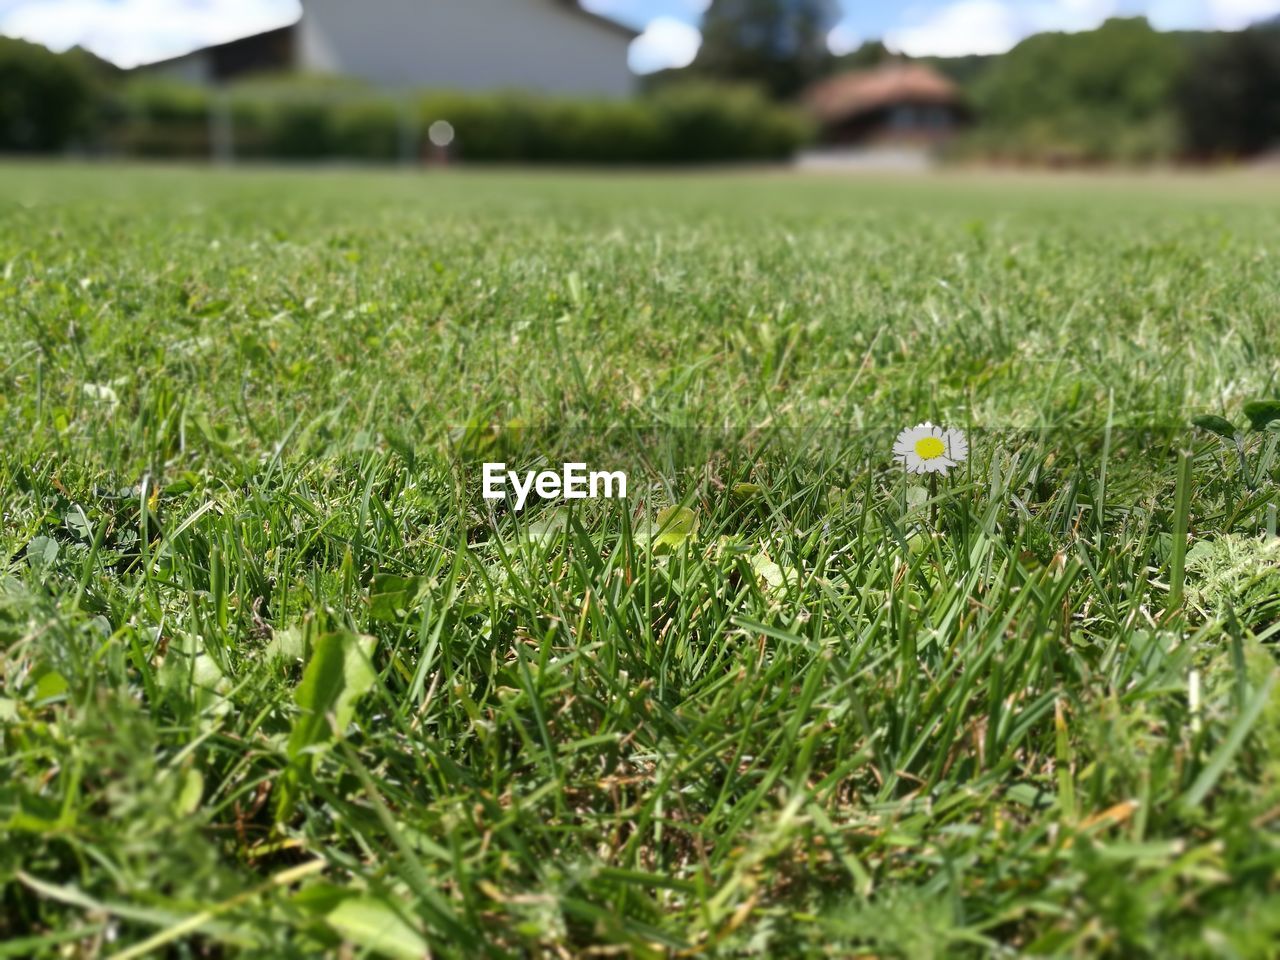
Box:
1;3;1278;163
671;1;1280;162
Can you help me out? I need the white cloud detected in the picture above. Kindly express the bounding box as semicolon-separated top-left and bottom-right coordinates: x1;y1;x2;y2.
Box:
1206;0;1280;27
1148;0;1280;29
885;0;1024;56
629;16;702;73
1040;0;1120;31
0;0;300;68
1146;0;1207;28
885;0;1126;58
886;0;1279;57
827;22;862;56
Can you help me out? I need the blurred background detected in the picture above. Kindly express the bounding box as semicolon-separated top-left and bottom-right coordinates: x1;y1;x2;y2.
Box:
0;0;1278;168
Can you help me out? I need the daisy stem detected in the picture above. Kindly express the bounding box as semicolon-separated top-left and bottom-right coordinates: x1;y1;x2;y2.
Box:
1234;437;1252;491
929;472;938;526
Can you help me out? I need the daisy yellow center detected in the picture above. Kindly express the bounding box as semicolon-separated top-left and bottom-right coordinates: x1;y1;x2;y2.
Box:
914;436;945;460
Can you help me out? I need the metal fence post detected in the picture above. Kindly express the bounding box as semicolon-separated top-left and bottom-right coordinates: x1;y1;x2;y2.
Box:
398;92;417;167
210;88;234;165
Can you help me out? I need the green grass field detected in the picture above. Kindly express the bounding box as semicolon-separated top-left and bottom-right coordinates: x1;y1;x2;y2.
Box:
3;165;1280;958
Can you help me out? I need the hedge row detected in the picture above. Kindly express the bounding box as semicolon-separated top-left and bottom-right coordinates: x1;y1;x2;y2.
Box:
105;78;815;164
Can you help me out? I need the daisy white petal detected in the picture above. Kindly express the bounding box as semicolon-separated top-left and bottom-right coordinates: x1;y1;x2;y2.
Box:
891;422;969;477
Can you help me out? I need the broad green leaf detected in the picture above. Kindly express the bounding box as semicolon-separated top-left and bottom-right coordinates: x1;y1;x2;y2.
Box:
750;553;785;591
26;536;58;573
653;506;699;553
32;667;68;703
163;471;201;495
906;531;930;557
174;768;204;816
287;631;379;763
265;624;307;663
192;653;224;692
450;418;500;461
291;882;352;916
63;506;93;542
368;574;423;623
905;485;929;513
325;896;428;960
1244;400;1280;432
278;632;378;822
1192;414;1237;440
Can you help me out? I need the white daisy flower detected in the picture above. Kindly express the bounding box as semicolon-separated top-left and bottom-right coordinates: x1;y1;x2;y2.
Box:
893;422;969;475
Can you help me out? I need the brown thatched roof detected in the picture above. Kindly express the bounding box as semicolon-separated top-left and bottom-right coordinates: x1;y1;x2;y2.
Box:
805;63;962;124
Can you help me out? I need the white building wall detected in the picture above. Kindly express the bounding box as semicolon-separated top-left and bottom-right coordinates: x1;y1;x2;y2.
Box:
298;0;634;97
145;52;212;85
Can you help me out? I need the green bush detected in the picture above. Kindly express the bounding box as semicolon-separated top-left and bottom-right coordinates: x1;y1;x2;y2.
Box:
649;82;813;162
331;99;403;161
416;93;665;164
416;84;810;165
231;74;374;159
110;79;212;157
262;101;335;158
105;77;812;164
0;37;97;151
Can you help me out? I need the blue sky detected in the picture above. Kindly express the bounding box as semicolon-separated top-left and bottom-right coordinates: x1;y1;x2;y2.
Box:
1;0;1277;71
604;0;1280;69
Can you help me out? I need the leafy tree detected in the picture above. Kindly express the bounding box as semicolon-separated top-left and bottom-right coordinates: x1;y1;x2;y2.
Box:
694;0;839;99
0;38;98;151
833;40;891;71
1177;26;1280;157
917;54;996;88
967;17;1186;162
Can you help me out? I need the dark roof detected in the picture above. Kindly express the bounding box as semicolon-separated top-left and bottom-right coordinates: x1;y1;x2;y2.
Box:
805;63;963;124
135;23;296;71
554;0;640;39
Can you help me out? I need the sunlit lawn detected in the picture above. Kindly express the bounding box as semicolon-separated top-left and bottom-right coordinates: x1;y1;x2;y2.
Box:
3;164;1280;958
